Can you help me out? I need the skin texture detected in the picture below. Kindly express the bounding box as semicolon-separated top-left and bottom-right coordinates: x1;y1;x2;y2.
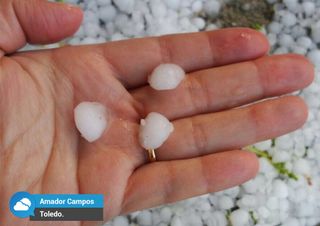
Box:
0;1;314;226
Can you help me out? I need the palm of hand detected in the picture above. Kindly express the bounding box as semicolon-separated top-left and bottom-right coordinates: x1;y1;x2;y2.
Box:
1;45;147;224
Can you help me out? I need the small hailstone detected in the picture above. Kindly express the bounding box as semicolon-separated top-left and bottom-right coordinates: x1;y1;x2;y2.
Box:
160;207;172;223
148;64;185;90
266;196;279;210
74;102;107;142
152;212;161;225
81;37;100;45
283;0;298;11
83;23;100;37
96;0;111;5
268;22;282;34
113;0;135;13
139;112;174;149
164;0;180;10
255;140;272;151
281;11;297;27
150;0;167;17
272;150;290;163
185;214;202;225
191;1;203;13
311;21;320;43
276;135;294;150
297;36;313;49
267;33;277;46
293;159;311;175
203;0;221;17
272;180;289;199
222;186;240;198
259;158;274;173
242;178;259;194
308;49;320;66
302;2;315;16
208;211;228;226
218;196;234;210
98;5;117;22
171;216;183;226
278;34;295;47
192;17;206;30
257;206;270;219
137;210;152;226
279;199;290;212
229;209;249;226
113;216;129;226
237;195;258;208
282;218;300;226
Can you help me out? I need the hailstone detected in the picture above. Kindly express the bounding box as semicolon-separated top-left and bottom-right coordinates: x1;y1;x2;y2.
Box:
74;102;108;142
148;64;185;90
139;112;174;149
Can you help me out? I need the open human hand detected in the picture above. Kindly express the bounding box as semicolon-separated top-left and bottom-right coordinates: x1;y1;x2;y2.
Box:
0;1;314;225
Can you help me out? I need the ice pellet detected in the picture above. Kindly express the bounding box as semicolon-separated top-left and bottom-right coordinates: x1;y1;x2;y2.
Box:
74;102;108;142
139;112;174;149
148;64;185;91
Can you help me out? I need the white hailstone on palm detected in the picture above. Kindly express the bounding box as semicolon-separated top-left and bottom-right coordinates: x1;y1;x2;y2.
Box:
74;102;108;142
148;64;185;90
139;112;174;150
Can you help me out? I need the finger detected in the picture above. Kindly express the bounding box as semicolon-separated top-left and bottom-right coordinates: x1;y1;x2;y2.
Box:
132;54;314;120
0;0;83;55
121;150;258;213
98;28;269;88
156;96;307;160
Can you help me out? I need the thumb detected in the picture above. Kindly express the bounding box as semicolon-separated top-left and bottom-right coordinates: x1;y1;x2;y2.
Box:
0;0;83;55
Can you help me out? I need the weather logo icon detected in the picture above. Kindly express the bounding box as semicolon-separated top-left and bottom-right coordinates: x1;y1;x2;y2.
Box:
9;192;35;218
14;197;32;211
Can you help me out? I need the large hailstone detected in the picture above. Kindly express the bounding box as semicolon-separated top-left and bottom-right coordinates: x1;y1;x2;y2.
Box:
139;112;174;150
148;64;185;90
74;102;108;142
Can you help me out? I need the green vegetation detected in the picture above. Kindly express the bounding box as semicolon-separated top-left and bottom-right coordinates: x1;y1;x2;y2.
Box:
215;0;274;29
226;209;232;226
247;146;299;181
249;211;258;225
